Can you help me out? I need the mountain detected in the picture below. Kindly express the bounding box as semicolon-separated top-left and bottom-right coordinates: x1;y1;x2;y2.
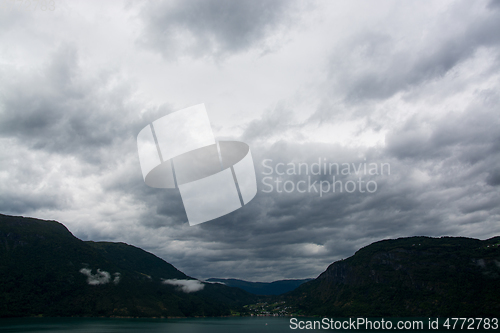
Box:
3;213;500;318
0;214;258;318
206;278;312;295
285;236;500;317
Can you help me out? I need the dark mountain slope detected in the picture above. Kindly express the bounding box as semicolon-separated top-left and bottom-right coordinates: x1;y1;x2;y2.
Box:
285;236;500;317
206;278;312;295
0;214;257;318
87;241;258;310
87;241;187;280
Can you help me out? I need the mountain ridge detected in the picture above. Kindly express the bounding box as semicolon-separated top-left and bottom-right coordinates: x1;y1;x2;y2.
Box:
206;278;313;295
0;213;258;318
2;213;500;318
284;235;500;317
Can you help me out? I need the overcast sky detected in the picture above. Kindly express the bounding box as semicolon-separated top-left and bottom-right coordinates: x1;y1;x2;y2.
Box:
1;0;500;282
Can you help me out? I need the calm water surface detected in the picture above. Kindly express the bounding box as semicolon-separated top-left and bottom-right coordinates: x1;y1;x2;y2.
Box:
0;317;310;333
0;317;489;332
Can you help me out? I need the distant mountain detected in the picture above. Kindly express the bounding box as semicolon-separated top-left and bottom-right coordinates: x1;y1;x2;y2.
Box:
285;236;500;317
4;213;500;318
206;278;312;295
0;214;258;318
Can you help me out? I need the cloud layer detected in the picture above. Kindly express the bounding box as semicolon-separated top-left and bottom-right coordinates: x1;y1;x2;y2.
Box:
162;279;205;293
138;0;303;59
79;268;112;286
1;0;500;282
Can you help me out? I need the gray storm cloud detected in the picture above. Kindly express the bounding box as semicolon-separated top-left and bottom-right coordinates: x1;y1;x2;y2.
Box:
1;0;500;282
138;0;303;59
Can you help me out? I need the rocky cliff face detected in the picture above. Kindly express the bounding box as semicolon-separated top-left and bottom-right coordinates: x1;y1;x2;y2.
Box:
287;236;500;316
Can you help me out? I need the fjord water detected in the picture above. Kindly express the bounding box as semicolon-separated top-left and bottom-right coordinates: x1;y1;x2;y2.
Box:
1;317;493;332
1;317;307;333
